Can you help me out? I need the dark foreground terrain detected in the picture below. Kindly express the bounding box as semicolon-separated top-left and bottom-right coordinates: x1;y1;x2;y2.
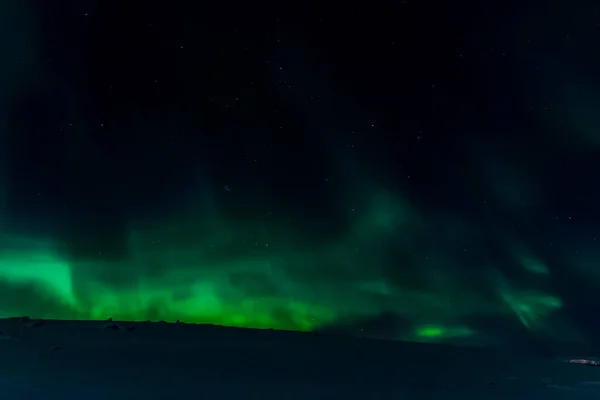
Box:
0;317;598;399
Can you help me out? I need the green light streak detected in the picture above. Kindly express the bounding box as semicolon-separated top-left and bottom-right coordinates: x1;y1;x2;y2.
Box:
0;189;565;342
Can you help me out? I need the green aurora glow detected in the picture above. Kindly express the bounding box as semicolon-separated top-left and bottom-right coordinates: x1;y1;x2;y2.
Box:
2;0;597;347
0;186;566;344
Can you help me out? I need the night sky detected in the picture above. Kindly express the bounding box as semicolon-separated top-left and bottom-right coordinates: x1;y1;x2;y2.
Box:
1;0;600;348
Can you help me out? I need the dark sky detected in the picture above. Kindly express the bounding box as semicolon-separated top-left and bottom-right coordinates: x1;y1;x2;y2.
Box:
1;0;600;350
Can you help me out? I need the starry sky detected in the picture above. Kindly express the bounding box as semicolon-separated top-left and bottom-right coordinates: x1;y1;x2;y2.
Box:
1;0;600;349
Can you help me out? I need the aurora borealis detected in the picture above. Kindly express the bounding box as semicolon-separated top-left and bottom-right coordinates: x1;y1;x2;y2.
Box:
1;1;600;349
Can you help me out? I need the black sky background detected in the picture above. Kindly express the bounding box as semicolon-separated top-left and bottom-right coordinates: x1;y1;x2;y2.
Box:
2;0;600;347
10;0;510;240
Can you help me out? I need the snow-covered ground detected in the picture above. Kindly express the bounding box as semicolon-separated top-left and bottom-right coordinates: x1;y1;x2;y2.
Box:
0;318;598;399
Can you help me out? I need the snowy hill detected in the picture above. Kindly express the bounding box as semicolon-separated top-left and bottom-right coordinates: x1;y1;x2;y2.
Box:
0;317;599;399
